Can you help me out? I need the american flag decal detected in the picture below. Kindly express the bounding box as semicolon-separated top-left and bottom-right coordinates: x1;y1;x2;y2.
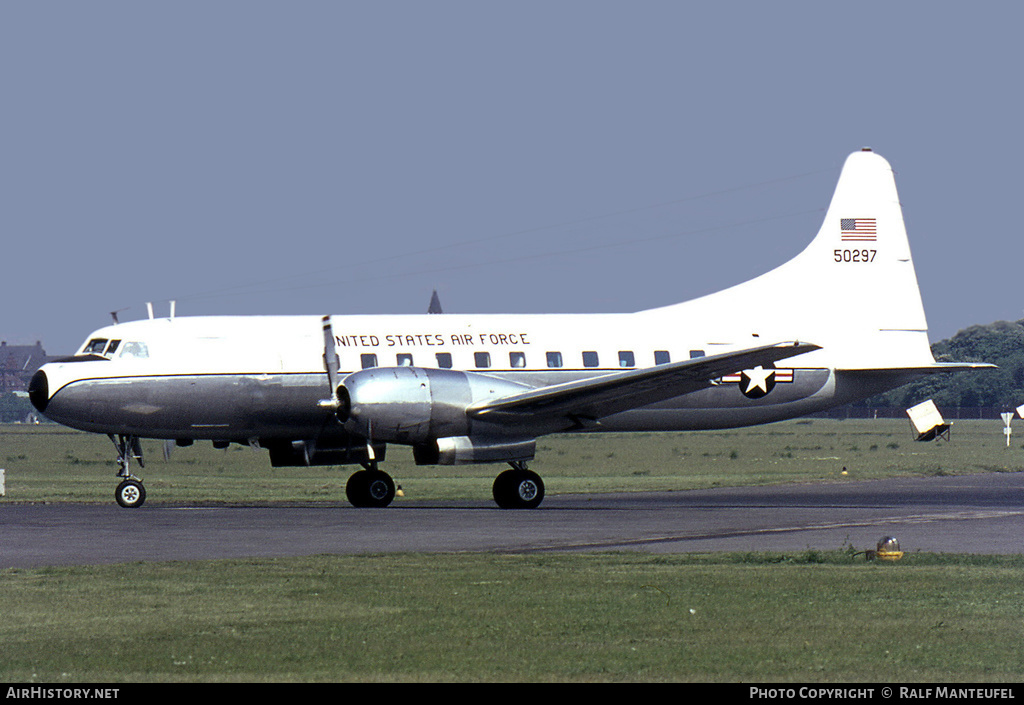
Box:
840;218;877;241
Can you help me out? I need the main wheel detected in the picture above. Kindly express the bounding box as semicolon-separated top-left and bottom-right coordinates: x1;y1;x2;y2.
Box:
115;479;146;508
492;468;544;509
346;470;396;508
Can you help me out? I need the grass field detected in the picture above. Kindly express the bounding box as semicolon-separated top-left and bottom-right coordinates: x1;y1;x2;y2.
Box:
1;553;1022;682
2;419;1023;682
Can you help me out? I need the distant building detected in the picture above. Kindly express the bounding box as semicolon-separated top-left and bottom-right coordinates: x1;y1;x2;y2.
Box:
0;341;49;394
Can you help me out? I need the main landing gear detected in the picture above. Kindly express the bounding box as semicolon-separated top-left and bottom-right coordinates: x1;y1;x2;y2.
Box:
345;457;397;508
343;460;545;509
492;461;545;509
110;434;147;508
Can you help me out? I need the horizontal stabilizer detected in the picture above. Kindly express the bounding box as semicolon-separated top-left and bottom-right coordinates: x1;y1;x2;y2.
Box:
837;362;996;373
469;341;819;424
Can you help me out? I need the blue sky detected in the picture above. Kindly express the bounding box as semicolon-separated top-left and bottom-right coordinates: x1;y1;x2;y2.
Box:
4;2;1022;354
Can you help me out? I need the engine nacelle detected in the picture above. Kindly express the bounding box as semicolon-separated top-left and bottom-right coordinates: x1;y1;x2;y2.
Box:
414;436;537;465
337;366;532;445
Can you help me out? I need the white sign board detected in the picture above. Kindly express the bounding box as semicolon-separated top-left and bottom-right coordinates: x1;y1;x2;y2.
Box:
906;399;951;442
907;400;944;435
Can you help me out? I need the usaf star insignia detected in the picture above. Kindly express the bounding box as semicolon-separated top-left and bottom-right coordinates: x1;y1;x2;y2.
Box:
739;365;776;399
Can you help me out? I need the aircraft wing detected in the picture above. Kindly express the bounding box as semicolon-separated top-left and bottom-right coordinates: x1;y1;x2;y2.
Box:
468;341;820;425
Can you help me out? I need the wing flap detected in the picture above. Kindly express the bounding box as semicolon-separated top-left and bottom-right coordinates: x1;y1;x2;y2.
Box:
468;341;820;423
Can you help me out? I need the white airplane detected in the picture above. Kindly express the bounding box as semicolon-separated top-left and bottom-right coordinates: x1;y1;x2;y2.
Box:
29;149;991;509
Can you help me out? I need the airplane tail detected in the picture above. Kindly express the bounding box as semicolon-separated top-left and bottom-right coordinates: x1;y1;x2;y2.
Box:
647;149;936;370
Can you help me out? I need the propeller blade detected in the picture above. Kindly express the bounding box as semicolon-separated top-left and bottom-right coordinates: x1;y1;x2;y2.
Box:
320;315;341;408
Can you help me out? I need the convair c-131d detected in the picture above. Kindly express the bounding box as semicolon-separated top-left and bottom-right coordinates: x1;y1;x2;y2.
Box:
29;149;991;509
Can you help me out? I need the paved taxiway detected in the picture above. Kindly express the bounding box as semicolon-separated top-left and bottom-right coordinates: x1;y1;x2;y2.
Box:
2;473;1022;568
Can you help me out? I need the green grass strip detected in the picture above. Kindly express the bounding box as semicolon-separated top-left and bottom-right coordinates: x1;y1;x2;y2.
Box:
2;552;1022;682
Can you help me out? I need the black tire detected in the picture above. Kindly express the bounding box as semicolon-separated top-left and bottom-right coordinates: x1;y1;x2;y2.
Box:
492;468;544;509
346;470;396;508
115;479;146;509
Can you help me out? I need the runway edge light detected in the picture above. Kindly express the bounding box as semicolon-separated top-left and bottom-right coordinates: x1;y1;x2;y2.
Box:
865;536;903;561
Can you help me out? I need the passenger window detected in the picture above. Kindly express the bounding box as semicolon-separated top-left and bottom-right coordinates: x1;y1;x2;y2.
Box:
582;351;599;368
689;350;706;359
84;339;108;354
654;350;671;365
546;352;563;368
436;352;453;369
619;351;635;368
119;341;149;359
360;353;378;369
509;351;526;368
474;352;491;368
396;353;413;366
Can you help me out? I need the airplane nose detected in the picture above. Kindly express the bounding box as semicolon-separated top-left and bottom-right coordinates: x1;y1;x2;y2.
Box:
28;369;49;413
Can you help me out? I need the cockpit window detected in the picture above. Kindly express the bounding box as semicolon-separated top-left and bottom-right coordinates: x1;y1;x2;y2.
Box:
81;338;127;357
118;341;150;359
84;339;108;354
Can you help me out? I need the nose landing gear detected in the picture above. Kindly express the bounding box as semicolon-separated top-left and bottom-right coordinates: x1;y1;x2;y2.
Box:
110;434;146;508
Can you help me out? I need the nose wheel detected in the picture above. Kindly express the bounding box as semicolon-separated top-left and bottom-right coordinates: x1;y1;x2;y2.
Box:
115;478;147;508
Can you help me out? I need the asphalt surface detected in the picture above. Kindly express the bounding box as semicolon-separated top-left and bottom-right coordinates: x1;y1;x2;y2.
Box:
2;473;1022;568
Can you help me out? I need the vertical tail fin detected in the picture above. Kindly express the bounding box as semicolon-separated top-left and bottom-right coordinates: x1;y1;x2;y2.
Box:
651;149;935;368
